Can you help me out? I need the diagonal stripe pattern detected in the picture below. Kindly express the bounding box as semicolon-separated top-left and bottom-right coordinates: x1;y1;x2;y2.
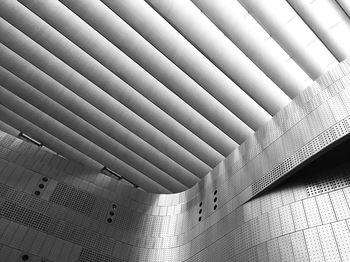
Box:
0;0;349;192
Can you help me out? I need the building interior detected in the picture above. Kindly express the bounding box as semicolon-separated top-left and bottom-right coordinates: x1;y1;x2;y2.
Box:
1;0;350;261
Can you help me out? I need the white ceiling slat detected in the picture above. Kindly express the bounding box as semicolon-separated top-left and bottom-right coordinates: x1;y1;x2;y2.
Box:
0;61;186;192
190;0;306;99
336;0;350;19
146;0;291;116
102;0;271;131
0;18;199;188
0;3;211;179
0;84;170;193
288;0;350;62
0;0;221;172
58;0;247;148
16;0;230;161
239;0;336;80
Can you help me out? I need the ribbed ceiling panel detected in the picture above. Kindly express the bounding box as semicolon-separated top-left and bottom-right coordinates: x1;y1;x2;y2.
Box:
146;0;291;116
0;0;349;192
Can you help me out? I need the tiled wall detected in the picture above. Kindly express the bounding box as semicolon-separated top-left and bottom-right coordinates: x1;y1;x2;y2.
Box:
0;61;350;261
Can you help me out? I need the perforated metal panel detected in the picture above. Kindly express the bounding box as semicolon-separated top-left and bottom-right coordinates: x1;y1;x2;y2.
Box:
315;194;336;224
267;238;281;262
317;224;341;262
278;235;294;262
290;231;309;262
0;196;116;256
252;116;350;196
330;190;350;220
0;201;51;232
0;146;11;160
332;221;350;260
268;209;282;239
79;249;122;262
304;227;325;262
49;183;96;216
279;205;295;235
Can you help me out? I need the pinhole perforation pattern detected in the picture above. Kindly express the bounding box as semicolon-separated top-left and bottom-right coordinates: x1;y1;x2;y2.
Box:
0;243;52;262
0;201;51;232
49;183;96;216
79;249;123;262
0;146;11;160
186;159;350;262
0;196;116;256
306;171;350;197
0;135;16;149
0;180;132;250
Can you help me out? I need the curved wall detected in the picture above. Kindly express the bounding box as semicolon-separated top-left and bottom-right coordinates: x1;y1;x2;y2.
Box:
0;60;350;261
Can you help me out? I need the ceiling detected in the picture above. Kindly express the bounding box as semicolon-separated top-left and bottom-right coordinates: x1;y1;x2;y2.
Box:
0;0;350;193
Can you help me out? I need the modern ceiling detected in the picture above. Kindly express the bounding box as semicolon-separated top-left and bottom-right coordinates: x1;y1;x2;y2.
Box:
0;0;350;193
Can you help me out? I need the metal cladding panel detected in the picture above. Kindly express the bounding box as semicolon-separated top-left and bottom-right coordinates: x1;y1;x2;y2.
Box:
304;227;325;262
317;224;341;262
267;238;281;262
290;231;309;262
315;194;337;224
278;235;294;262
332;221;350;260
256;242;269;262
303;197;322;227
279;205;295;235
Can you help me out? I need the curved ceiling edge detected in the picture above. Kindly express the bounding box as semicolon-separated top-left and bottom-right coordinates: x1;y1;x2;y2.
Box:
130;58;350;206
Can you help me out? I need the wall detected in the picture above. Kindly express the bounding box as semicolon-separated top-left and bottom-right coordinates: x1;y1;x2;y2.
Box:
0;60;350;261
